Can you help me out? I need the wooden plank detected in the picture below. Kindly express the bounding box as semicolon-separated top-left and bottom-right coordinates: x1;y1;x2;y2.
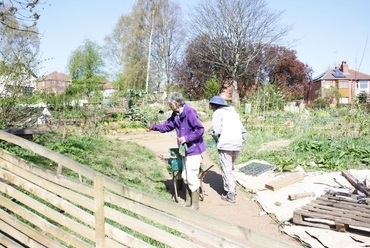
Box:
94;175;105;248
0;208;69;248
0;233;25;248
0;219;46;248
1;128;46;135
288;192;315;200
0;185;95;248
104;191;245;248
303;203;370;222
103;222;154;248
104;176;300;248
104;204;204;248
341;170;370;196
317;195;360;204
334;217;370;230
0;167;96;227
104;237;135;248
0;162;158;248
0;153;94;196
0;131;98;181
294;209;370;231
313;199;370;215
265;172;306;191
292;210;331;229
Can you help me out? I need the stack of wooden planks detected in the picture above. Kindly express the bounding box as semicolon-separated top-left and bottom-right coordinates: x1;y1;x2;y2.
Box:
293;194;370;233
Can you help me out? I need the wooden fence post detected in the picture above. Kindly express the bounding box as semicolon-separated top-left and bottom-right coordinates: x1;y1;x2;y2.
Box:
94;174;105;247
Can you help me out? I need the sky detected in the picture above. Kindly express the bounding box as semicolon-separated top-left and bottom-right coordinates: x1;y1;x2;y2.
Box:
36;0;370;78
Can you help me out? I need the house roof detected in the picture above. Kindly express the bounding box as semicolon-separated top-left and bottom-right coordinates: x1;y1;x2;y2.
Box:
38;71;71;82
102;81;115;89
313;68;370;82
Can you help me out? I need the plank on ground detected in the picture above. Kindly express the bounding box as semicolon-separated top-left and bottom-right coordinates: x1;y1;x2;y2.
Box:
265;172;306;191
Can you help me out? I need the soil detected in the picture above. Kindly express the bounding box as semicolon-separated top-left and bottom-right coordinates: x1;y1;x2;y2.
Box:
106;120;300;247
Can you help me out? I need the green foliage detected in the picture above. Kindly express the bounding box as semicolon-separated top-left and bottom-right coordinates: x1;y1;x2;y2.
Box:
315;86;342;107
4;132;171;199
208;104;370;172
68;39;105;80
291;135;370;170
204;76;221;100
0;20;40;127
247;83;286;114
127;88;147;108
357;90;369;104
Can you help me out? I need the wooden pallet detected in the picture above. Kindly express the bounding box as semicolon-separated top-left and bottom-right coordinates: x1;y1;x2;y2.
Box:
292;195;370;233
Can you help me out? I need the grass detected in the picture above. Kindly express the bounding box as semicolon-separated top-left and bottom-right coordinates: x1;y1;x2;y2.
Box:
207;105;370;172
2;103;369;246
1;130;173;202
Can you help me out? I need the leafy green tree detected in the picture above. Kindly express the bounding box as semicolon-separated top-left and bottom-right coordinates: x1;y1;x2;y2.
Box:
67;39;105;102
248;83;286;114
315;86;342;108
68;39;104;80
204;76;221;100
357;91;368;104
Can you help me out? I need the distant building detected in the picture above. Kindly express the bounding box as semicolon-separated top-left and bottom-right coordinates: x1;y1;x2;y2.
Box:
307;61;370;104
0;73;36;97
36;71;72;93
102;81;116;98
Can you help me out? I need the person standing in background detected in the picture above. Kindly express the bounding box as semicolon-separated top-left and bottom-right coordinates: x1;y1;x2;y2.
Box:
209;96;247;203
149;92;206;210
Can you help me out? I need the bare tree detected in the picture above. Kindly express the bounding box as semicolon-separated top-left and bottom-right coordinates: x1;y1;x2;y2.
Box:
0;0;46;32
151;0;184;92
104;0;184;95
187;0;292;106
0;18;40;126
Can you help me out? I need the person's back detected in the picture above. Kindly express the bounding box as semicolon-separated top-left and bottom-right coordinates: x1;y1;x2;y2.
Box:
215;106;245;151
209;95;247;203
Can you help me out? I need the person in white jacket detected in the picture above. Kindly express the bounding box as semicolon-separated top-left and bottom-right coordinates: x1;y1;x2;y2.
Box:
209;96;247;203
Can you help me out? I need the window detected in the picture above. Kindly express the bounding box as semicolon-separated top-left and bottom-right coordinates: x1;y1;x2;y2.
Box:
339;81;349;88
339;98;349;104
356;80;368;89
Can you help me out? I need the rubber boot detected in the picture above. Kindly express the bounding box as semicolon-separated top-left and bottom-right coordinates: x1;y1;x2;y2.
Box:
191;190;199;211
182;185;191;207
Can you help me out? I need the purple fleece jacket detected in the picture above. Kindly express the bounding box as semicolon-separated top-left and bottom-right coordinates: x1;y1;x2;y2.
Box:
151;104;206;156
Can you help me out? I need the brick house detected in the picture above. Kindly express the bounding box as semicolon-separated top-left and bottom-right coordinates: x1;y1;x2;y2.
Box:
36;71;72;93
307;61;370;104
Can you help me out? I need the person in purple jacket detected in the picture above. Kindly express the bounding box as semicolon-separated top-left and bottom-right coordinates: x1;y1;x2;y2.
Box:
149;92;206;210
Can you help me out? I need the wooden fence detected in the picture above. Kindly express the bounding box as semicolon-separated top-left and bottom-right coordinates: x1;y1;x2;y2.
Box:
0;131;300;248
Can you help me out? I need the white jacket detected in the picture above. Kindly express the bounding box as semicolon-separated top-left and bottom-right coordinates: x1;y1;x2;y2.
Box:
210;106;247;151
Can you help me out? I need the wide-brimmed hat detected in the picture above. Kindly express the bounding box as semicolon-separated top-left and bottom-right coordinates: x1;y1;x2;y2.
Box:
209;96;228;107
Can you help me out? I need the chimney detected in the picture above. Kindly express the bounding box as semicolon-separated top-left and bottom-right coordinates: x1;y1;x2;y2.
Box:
341;61;349;73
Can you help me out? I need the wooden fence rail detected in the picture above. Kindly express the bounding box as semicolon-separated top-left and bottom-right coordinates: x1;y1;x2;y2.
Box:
0;131;299;248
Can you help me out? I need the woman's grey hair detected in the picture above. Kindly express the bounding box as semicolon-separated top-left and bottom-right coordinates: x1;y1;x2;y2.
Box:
168;92;185;106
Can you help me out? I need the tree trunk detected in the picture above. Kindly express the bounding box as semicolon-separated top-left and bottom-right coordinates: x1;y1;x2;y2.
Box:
145;1;155;94
232;79;240;108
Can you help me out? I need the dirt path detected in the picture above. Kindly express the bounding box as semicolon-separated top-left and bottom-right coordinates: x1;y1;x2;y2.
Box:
106;121;299;247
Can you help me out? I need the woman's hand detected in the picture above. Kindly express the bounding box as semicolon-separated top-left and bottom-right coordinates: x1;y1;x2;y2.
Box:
177;136;186;144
